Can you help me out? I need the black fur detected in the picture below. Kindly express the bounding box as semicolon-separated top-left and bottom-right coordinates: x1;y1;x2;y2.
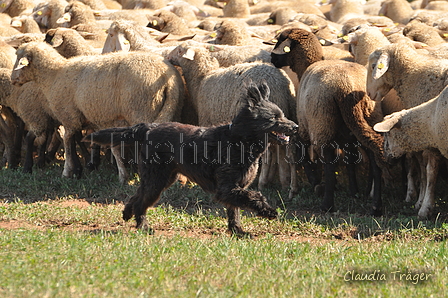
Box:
85;82;298;236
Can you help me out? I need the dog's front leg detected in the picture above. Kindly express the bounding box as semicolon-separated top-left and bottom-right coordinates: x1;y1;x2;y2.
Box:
217;187;278;235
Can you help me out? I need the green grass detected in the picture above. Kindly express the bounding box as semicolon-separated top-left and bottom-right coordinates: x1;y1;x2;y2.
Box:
0;163;447;297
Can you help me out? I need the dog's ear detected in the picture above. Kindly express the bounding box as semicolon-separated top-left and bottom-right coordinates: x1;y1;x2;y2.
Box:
245;80;270;107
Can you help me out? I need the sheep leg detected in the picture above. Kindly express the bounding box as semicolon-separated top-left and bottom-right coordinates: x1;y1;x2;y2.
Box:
257;145;273;190
266;146;279;183
46;130;61;164
417;150;440;219
321;145;336;213
286;144;299;199
111;146;129;184
415;152;426;210
299;144;322;188
23;131;37;173
36;130;52;169
86;143;101;171
369;150;382;216
70;135;83;179
344;143;360;197
12;116;25;169
405;153;418;203
62;129;82;179
277;145;292;189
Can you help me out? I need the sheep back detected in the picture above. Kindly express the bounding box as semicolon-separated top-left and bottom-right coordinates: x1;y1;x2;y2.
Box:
196;62;296;126
298;60;384;160
13;42;185;130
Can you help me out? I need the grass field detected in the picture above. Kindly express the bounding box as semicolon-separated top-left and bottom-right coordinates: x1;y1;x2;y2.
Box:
0;161;447;297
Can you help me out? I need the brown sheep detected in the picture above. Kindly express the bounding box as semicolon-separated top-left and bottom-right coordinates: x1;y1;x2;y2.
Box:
271;28;385;215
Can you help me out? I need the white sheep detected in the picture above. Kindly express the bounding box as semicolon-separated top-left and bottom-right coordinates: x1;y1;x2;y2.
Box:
367;42;448;218
378;0;416;25
0;0;35;17
0;67;57;172
167;43;299;197
44;27;98;57
11;41;186;183
32;0;69;30
373;85;448;218
102;19;160;53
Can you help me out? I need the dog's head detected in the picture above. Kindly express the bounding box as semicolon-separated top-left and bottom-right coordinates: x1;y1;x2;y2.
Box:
231;81;298;145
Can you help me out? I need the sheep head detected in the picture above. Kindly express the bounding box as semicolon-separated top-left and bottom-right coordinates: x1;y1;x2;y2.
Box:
11;55;32;86
271;28;323;80
102;24;131;54
366;47;393;102
373;111;406;160
11;42;64;86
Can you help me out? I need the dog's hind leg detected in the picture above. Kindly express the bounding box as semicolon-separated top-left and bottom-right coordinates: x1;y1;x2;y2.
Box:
226;207;251;238
127;166;178;232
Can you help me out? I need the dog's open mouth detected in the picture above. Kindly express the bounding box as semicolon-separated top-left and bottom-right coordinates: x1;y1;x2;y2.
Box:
270;131;290;143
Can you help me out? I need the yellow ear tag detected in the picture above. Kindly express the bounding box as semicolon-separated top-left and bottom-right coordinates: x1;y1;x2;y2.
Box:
271;39;278;43
20;59;29;66
210;32;217;38
283;46;290;53
321;0;327;3
253;0;258;3
379;13;384;16
312;25;319;30
384;28;391;32
377;62;384;69
124;40;130;44
152;20;158;26
320;39;326;45
209;45;215;52
37;10;42;15
1;3;6;7
342;35;348;41
337;33;343;37
443;33;448;38
267;19;274;24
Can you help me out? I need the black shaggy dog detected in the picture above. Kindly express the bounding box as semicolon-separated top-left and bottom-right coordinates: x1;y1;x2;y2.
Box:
85;82;298;236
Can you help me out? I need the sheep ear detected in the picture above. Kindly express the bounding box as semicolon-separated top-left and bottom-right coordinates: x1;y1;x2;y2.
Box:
182;48;195;60
50;35;63;48
14;57;30;70
0;0;12;13
10;19;22;28
372;53;390;80
272;38;292;55
116;32;131;52
318;37;333;46
373;114;402;132
56;12;71;25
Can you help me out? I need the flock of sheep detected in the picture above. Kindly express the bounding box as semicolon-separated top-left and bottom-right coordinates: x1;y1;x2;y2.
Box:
1;0;448;219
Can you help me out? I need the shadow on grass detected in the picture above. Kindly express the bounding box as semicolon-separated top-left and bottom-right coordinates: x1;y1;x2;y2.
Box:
1;161;447;241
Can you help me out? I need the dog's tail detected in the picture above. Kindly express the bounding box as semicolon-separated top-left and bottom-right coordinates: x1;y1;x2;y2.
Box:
83;123;157;147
